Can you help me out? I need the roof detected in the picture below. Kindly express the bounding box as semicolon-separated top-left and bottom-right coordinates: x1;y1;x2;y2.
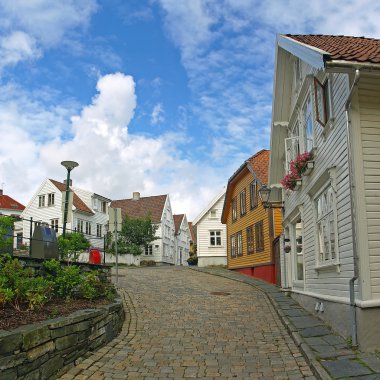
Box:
188;222;195;242
49;179;94;215
0;194;25;212
284;34;380;65
173;214;184;235
192;188;226;226
111;194;167;223
221;150;269;223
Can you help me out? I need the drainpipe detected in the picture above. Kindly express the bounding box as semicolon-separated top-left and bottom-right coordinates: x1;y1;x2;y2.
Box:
345;68;360;348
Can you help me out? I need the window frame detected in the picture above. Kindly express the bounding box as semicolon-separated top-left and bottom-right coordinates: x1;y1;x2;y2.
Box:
246;226;254;255
314;183;339;267
236;231;243;256
250;181;258;210
255;221;264;252
145;245;153;255
230;234;236;258
48;193;55;207
314;76;334;128
77;219;84;233
85;221;91;235
96;224;102;238
231;197;237;222
240;189;246;216
38;195;45;208
50;218;59;233
209;230;222;247
209;209;217;219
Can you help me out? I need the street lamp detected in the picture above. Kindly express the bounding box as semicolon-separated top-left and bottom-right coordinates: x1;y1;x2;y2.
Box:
61;160;79;237
258;184;284;209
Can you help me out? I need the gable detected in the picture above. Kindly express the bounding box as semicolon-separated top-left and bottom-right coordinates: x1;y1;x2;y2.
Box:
111;194;167;224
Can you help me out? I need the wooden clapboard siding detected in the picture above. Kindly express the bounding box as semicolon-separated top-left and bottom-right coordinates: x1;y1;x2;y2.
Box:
281;62;355;298
359;75;380;297
225;167;274;270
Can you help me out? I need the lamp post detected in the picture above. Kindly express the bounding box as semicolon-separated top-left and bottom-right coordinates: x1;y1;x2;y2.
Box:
258;184;284;209
61;160;79;237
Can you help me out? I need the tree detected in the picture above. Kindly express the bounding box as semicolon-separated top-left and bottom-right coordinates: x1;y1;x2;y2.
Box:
0;216;14;254
57;232;90;261
108;214;159;256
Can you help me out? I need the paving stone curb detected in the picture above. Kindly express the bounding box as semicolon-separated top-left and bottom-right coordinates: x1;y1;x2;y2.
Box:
190;267;380;380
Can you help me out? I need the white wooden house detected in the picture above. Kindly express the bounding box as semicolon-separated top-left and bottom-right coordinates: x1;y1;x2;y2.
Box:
193;189;227;267
20;178;110;253
111;192;176;265
268;34;380;351
173;214;191;265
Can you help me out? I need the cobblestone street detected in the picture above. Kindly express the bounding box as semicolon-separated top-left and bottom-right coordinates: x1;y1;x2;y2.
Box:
59;267;316;379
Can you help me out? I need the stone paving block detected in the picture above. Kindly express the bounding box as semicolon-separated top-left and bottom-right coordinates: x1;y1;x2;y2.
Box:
288;316;324;329
300;326;331;337
322;358;373;378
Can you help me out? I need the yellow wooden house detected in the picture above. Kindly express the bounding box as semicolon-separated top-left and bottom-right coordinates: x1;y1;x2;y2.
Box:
221;150;282;284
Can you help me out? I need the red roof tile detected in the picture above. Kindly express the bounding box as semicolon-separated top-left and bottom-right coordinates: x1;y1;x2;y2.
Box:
173;214;184;235
247;149;269;183
0;195;25;212
50;179;94;215
188;222;195;242
285;34;380;64
111;195;167;224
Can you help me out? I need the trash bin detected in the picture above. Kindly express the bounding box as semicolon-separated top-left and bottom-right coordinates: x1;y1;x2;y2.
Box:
89;248;101;264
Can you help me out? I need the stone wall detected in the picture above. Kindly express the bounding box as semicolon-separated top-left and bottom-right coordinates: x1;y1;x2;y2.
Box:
0;298;125;380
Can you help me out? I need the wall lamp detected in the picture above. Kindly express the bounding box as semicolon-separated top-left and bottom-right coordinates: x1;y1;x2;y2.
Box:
258;184;284;209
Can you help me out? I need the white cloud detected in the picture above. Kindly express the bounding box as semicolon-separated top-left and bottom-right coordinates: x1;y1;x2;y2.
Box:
151;103;165;125
0;72;226;220
0;0;97;69
0;31;40;68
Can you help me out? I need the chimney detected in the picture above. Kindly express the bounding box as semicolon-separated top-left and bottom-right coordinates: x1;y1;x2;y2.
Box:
132;192;140;201
64;179;72;186
0;189;2;196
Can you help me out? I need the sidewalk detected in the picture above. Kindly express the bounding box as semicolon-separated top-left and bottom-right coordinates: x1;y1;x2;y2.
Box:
191;267;380;380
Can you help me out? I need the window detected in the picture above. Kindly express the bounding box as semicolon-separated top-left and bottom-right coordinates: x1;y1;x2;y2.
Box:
230;235;236;258
145;245;153;255
314;77;333;127
240;189;246;216
85;221;91;235
96;224;102;237
210;230;221;246
315;185;337;264
209;209;217;218
236;231;242;256
48;193;55;206
250;181;258;209
101;201;107;213
293;218;304;281
246;226;254;254
231;197;237;222
77;219;84;233
255;221;264;252
38;195;45;207
303;94;314;152
51;219;59;233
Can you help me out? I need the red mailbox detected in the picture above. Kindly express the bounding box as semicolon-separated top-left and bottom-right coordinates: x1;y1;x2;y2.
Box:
89;248;102;264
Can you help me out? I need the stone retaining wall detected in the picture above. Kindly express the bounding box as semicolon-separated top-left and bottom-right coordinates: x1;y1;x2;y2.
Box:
0;298;125;380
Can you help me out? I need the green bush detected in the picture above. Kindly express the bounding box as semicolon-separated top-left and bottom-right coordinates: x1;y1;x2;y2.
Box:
0;256;53;310
0;257;115;311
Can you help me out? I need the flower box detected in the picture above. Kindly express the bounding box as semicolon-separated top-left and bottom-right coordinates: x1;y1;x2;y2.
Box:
293;179;302;191
302;161;314;176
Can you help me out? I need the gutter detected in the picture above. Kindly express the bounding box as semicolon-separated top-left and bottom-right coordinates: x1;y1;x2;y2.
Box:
326;60;380;72
344;68;361;348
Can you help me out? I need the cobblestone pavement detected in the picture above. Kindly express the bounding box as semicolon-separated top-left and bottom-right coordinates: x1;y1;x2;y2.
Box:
59;267;316;379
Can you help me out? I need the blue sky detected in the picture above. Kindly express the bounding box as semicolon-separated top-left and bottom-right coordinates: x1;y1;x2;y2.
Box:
1;0;379;219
